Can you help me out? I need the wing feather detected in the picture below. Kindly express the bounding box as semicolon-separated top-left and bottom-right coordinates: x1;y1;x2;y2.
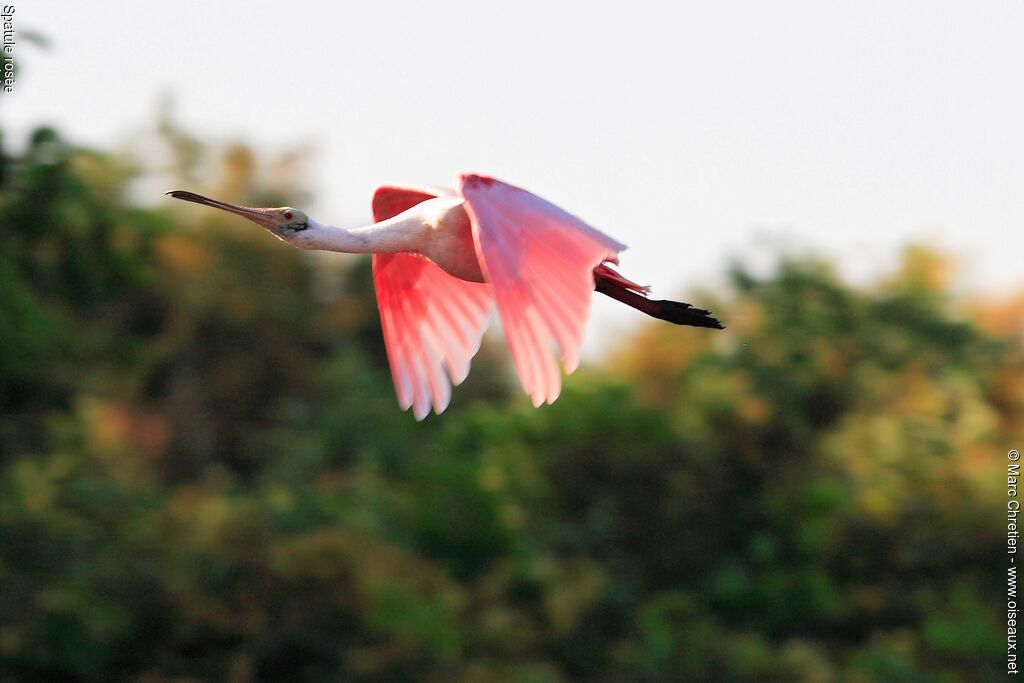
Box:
458;174;625;405
371;186;492;419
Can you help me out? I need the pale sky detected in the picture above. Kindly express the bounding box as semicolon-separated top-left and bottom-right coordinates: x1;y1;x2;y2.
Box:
7;1;1024;347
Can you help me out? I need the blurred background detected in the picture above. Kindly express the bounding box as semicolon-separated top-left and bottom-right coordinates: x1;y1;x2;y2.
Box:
2;2;1022;681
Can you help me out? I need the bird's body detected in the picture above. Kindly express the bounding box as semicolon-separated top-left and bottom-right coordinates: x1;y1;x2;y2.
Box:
383;196;487;283
168;174;721;419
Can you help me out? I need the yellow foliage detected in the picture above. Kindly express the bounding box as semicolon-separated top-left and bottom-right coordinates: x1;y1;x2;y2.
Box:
973;290;1024;338
155;233;212;272
885;244;959;294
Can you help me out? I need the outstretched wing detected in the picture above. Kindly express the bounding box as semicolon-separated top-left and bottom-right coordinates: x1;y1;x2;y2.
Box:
371;186;493;420
458;174;625;406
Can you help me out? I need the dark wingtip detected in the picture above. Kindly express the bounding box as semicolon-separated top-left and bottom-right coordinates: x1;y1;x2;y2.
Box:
593;276;724;330
653;299;725;329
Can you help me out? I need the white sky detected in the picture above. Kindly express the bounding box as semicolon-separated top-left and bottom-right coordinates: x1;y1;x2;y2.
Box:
7;1;1024;348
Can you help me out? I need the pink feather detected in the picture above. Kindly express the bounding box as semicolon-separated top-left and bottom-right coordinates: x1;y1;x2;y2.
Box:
371;187;493;420
458;174;625;406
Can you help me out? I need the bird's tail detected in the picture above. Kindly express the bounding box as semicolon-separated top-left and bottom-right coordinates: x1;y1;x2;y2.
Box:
593;264;724;329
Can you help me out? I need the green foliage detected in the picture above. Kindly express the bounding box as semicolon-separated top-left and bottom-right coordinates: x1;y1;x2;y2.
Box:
0;122;1017;682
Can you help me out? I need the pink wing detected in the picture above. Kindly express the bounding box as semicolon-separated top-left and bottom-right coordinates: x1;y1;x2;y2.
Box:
458;174;626;406
371;186;493;420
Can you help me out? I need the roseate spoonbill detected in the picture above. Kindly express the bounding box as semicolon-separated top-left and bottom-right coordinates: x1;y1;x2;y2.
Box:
167;174;722;419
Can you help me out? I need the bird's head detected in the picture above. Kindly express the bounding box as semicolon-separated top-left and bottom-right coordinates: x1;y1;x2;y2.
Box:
166;190;315;246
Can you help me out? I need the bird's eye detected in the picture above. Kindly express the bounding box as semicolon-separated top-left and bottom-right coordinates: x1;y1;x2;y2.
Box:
284;211;294;220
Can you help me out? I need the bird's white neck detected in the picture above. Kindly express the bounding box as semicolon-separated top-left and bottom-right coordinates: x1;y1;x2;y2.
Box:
292;196;467;254
298;213;429;254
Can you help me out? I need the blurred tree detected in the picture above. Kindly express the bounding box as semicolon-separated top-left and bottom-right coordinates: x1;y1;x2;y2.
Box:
0;113;1017;681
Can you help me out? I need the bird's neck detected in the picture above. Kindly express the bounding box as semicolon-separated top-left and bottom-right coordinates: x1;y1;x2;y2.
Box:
305;214;429;254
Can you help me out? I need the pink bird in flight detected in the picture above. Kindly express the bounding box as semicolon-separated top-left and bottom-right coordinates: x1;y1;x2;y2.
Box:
168;174;722;419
